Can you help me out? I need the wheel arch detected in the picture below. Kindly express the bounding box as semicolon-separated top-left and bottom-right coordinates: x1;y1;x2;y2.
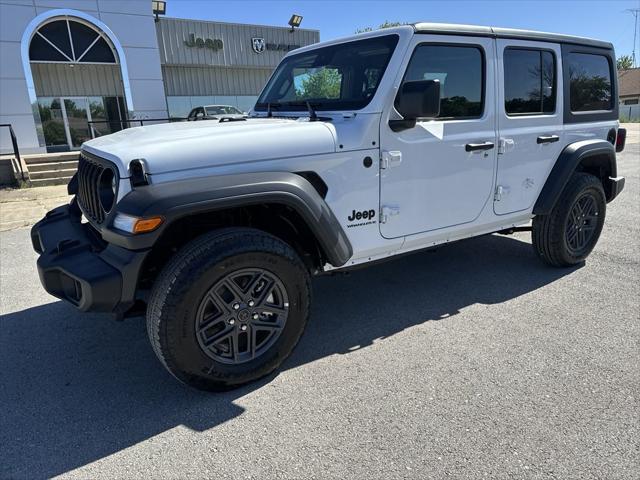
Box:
111;172;352;284
533;139;617;216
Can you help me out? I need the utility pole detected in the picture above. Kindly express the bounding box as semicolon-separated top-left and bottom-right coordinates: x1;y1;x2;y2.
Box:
628;8;639;67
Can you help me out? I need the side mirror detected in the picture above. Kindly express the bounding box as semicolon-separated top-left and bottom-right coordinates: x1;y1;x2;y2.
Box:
391;79;440;131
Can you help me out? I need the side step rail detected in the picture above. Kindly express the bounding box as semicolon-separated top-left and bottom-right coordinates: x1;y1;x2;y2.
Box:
497;226;533;235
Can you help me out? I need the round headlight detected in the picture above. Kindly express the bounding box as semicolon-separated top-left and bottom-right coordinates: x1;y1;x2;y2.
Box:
98;168;116;213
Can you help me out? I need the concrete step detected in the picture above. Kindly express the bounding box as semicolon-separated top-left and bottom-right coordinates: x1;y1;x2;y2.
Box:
27;160;78;173
29;168;77;181
24;152;80;164
29;176;73;187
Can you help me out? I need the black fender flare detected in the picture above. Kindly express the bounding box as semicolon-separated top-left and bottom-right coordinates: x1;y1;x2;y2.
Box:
533;139;617;216
103;171;353;267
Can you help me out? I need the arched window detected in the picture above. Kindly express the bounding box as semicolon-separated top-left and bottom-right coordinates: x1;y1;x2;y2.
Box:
29;18;117;64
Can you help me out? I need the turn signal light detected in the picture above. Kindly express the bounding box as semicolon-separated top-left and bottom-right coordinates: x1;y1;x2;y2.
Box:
133;217;164;233
113;213;163;234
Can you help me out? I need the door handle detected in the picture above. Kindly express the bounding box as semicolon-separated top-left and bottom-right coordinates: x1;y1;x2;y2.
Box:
465;142;495;152
537;135;560;144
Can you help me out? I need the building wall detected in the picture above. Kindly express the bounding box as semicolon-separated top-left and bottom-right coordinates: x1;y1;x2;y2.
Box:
162;65;271;116
0;0;167;155
619;95;639;105
32;63;123;97
156;17;319;68
162;65;272;96
0;4;319;154
157;17;319;117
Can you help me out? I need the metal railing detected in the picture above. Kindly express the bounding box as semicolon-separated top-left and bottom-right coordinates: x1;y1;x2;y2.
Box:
88;117;187;139
0;123;25;181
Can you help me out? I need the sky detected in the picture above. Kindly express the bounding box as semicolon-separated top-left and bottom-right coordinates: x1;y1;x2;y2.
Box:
165;0;640;60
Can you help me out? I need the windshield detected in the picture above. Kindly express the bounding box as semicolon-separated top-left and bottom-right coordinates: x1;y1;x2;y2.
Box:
206;106;242;115
255;34;399;112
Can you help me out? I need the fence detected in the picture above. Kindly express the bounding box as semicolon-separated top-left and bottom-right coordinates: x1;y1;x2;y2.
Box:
0;124;25;181
619;104;640;122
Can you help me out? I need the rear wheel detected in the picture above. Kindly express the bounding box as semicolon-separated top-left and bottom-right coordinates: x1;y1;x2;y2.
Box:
532;173;606;267
146;228;311;391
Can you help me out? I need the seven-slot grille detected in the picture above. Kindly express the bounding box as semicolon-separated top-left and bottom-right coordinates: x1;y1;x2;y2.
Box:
76;153;107;224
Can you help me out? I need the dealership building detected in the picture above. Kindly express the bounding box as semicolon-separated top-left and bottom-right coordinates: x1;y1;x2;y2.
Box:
0;0;319;155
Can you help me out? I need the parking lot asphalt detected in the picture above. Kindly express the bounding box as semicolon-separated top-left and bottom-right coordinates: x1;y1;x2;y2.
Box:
1;141;638;479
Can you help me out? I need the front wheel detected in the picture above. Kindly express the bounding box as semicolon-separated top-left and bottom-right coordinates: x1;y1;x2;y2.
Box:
532;173;606;267
146;228;311;391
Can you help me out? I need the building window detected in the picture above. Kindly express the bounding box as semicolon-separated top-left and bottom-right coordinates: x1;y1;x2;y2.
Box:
623;98;639;105
29;19;116;64
567;53;612;112
504;48;556;115
402;44;484;119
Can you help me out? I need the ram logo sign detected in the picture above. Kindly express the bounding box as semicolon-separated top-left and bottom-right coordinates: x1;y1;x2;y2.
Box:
251;37;266;54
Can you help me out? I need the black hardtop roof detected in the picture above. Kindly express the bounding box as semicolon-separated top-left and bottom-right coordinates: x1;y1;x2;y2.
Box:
412;23;613;50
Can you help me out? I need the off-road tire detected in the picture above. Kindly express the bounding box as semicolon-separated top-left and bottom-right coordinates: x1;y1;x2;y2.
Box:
532;173;606;267
146;228;311;391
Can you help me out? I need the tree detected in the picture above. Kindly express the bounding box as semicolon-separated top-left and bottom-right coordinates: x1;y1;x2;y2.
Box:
617;55;634;70
569;68;611;110
296;68;341;100
355;21;406;34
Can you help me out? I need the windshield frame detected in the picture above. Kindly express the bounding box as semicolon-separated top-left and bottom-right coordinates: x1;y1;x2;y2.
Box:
254;34;400;112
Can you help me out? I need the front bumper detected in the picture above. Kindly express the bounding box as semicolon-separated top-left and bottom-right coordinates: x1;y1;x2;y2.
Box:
31;201;148;313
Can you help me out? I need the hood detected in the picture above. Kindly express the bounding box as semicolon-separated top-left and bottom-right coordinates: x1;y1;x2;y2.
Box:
83;118;337;177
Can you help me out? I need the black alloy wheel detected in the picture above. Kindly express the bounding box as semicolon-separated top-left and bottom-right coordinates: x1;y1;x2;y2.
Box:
195;268;290;365
565;192;600;256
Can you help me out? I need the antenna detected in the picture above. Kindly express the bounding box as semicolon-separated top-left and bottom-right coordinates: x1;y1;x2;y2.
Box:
628;8;639;67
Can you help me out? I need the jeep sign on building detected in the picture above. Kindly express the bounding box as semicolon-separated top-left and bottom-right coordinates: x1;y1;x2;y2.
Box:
156;17;318;119
0;0;319;154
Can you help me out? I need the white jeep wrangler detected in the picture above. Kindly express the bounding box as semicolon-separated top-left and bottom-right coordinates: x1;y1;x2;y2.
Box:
32;24;626;391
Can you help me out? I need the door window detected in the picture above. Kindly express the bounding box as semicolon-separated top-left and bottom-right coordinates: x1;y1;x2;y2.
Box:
504;48;556;115
402;44;484;119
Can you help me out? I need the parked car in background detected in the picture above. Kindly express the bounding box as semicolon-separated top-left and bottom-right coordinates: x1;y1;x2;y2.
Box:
187;105;247;121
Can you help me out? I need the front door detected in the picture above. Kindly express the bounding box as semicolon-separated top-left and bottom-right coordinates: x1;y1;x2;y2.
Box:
494;40;564;215
62;98;92;149
38;96;93;152
379;35;497;239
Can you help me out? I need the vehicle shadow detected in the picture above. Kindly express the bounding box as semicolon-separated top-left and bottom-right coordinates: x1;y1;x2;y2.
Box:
0;234;579;478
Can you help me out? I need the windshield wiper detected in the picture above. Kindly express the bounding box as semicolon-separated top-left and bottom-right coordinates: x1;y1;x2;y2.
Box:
275;101;323;121
306;101;318;121
257;101;330;121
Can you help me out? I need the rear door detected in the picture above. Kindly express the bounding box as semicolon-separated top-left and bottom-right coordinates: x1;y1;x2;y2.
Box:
379;35;497;239
494;40;564;215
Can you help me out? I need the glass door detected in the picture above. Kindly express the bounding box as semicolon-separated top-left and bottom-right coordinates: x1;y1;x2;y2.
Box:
37;98;68;152
38;96;125;151
63;98;92;149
